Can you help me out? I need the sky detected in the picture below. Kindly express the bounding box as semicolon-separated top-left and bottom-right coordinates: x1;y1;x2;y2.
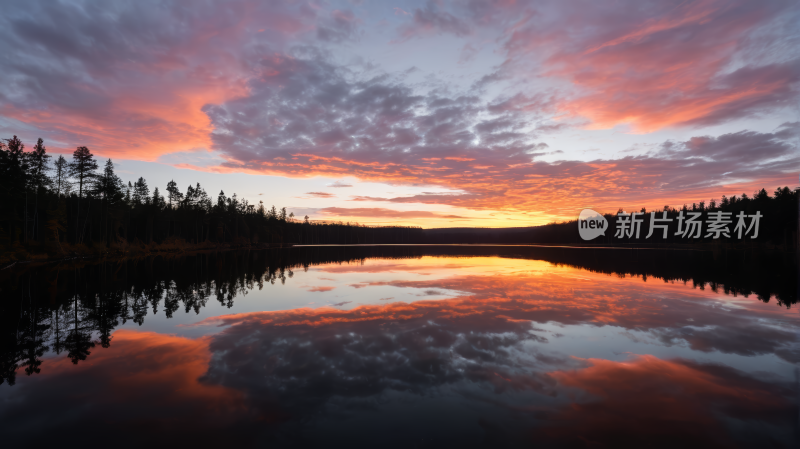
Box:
1;0;799;227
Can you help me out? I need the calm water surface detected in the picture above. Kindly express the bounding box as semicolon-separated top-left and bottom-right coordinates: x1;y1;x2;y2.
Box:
1;246;798;447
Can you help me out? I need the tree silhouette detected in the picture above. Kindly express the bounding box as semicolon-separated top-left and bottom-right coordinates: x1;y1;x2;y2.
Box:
65;290;95;365
65;327;95;365
26;139;51;241
52;155;71;197
69;146;98;244
28;138;51;191
125;181;132;203
4;135;26;171
69;146;97;199
0;136;28;243
93;159;124;246
166;179;182;208
19;306;49;376
152;187;165;209
94;159;124;202
132;177;150;205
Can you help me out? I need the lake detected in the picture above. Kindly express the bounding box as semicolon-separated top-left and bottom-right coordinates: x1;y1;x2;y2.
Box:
1;246;798;447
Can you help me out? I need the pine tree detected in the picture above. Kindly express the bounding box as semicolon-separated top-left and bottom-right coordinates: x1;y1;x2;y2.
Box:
27;138;51;241
152;187;165;209
166;179;182;208
194;183;210;210
92;159;124;246
132;177;149;205
28;138;51;191
229;193;240;214
5;136;31;241
0;136;28;242
52;155;71;197
0;136;28;197
216;190;227;211
94;159;124;203
125;181;132;204
3;135;26;173
68;146;98;199
183;184;196;208
69;146;98;244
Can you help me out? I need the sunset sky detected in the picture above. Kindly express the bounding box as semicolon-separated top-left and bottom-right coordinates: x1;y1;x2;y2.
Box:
1;0;798;227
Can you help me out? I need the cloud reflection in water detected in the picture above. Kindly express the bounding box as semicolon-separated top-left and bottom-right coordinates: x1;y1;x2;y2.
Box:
0;255;797;446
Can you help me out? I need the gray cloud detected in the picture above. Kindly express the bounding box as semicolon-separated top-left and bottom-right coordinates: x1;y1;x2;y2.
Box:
316;9;360;43
395;0;472;41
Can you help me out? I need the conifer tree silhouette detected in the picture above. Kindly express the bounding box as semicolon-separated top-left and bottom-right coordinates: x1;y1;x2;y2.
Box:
69;146;97;200
69;146;98;244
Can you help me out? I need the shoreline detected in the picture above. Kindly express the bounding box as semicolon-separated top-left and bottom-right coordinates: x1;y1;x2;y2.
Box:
2;240;794;272
0;240;293;271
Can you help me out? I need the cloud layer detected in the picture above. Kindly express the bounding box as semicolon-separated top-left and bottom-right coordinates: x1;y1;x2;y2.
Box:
1;0;798;220
208;50;799;214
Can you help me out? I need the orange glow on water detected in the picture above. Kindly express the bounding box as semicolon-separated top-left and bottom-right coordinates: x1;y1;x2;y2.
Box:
41;330;244;411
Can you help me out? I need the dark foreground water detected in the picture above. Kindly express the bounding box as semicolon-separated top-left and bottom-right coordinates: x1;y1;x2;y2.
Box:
1;246;798;447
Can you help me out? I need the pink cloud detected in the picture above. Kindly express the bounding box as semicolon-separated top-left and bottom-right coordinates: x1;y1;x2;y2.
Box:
502;0;800;131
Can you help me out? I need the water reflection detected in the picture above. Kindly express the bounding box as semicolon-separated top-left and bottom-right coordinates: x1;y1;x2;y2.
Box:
0;247;797;447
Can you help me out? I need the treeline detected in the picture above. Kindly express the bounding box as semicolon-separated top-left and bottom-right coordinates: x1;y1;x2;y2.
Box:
419;188;799;247
1;245;795;385
2;135;796;254
527;189;799;247
0;137;422;260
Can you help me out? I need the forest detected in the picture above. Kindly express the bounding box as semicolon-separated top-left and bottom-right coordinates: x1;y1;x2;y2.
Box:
0;137;423;263
427;188;799;247
1;135;797;265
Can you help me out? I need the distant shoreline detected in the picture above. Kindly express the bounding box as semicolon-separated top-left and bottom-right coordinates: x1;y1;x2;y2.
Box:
3;239;793;273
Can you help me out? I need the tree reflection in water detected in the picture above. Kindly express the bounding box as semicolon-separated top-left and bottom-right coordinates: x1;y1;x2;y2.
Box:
0;246;797;447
